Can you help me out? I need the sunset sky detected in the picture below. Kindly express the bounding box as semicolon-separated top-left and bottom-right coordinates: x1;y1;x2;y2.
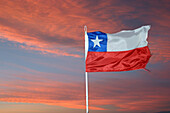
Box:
0;0;170;113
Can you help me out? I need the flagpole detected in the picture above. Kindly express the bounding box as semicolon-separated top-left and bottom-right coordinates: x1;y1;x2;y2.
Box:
85;72;89;113
84;25;89;113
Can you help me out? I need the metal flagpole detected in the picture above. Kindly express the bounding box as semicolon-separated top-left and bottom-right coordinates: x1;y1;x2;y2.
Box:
85;72;89;113
84;25;89;113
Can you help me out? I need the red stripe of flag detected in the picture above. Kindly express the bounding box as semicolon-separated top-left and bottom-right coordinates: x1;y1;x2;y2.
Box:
86;46;151;72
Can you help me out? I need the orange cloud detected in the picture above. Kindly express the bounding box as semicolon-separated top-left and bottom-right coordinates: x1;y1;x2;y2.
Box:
0;0;169;61
0;72;104;110
0;1;170;112
20;45;81;58
0;0;124;57
1;65;170;112
149;37;170;63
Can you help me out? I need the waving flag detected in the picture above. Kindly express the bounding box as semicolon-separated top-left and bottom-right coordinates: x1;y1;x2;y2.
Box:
85;25;151;72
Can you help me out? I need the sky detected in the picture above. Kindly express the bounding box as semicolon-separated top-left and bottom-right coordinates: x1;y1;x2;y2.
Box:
0;0;170;113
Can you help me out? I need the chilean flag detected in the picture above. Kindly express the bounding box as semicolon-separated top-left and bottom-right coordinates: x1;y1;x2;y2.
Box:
85;25;151;72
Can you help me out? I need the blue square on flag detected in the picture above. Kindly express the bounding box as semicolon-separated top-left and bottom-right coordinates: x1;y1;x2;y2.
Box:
87;31;107;52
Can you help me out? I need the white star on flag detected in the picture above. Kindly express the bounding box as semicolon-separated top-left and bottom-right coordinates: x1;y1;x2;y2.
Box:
91;35;103;48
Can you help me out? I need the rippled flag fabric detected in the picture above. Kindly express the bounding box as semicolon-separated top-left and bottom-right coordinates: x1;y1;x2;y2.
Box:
85;25;151;72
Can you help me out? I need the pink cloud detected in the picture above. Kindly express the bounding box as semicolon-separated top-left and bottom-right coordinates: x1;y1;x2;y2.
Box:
0;0;169;62
149;37;170;63
0;0;124;57
0;66;170;112
0;1;170;112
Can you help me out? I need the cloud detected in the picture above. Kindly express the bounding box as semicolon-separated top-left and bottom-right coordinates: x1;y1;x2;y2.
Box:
0;1;170;112
156;111;170;113
0;0;170;112
149;37;170;63
20;45;81;58
0;0;124;57
0;0;169;61
88;76;170;112
0;63;170;112
0;70;104;110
